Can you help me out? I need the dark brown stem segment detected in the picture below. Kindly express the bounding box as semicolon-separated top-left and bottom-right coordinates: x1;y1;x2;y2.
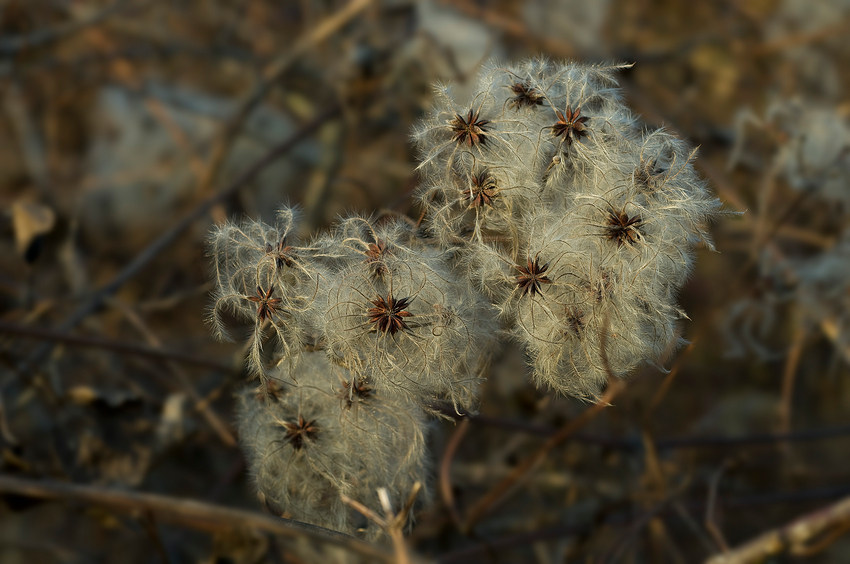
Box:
440;418;470;530
0;474;397;562
0;320;231;372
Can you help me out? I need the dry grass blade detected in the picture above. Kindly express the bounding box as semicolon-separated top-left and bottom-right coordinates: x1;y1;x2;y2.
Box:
705;494;850;564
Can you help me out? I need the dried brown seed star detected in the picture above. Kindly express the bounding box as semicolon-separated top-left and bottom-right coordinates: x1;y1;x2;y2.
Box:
339;379;372;409
605;209;643;247
564;307;585;336
265;236;296;270
281;415;319;450
364;239;390;277
634;158;666;192
449;109;489;147
551;106;589;145
247;284;282;322
467;171;498;209
515;257;552;298
508;81;544;110
255;379;284;403
367;294;414;335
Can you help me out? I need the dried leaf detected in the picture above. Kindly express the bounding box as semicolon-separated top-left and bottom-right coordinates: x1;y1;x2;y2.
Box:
11;199;55;258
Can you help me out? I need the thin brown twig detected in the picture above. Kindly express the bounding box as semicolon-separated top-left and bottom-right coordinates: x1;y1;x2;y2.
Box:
139;510;173;564
194;0;376;201
434;405;850;451
600;499;672;564
672;501;718;556
0;474;396;562
383;486;415;564
341;482;428;564
705;460;733;554
705;494;850;564
0;392;17;445
395;482;424;532
645;340;697;423
601;465;696;564
791;517;850;557
439;418;470;530
778;325;807;434
461;314;626;532
0;320;232;372
438;486;850;563
444;0;577;59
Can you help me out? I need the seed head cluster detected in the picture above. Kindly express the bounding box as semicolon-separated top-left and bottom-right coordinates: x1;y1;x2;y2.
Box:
412;58;721;398
208;57;722;541
236;354;429;540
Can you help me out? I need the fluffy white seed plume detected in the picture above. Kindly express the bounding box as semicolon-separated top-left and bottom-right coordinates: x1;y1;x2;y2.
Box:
414;58;721;398
237;352;430;541
210;56;725;545
207;207;322;377
318;216;498;410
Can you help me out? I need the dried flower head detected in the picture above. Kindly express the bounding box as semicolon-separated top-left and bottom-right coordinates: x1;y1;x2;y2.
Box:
467;171;499;209
235;353;431;541
367;294;414;335
508;81;544;110
605;209;644;247
449;109;489;147
323;247;497;408
213;56;727;545
280;415;319;450
207;207;323;379
515;257;552;298
551;106;590;144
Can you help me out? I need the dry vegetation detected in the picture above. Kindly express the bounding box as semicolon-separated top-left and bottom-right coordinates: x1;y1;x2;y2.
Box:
1;0;850;562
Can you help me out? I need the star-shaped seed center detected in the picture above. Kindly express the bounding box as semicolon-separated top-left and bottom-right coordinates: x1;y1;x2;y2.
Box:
247;284;282;322
467;172;498;209
605;209;643;247
515;257;552;297
551;106;589;144
449;109;490;147
281;415;318;450
367;294;414;335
